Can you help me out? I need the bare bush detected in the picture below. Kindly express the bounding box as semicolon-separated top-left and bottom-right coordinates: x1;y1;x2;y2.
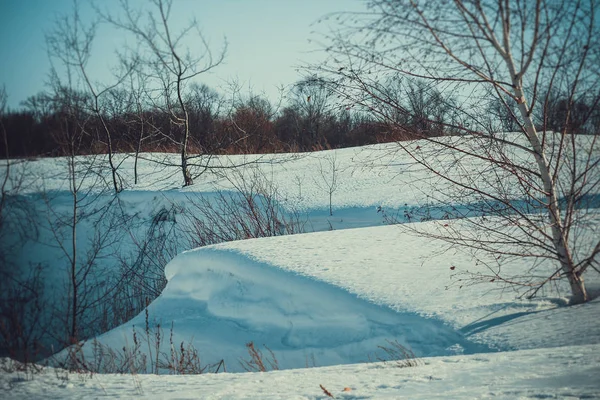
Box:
110;204;182;328
182;168;307;246
59;321;214;375
0;87;51;365
373;339;421;369
0;357;44;383
0;265;46;364
239;341;279;373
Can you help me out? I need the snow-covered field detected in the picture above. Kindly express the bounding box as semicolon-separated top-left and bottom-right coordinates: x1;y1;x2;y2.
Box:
2;139;600;398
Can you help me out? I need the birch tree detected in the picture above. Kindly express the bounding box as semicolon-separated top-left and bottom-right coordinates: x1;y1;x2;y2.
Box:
318;0;599;303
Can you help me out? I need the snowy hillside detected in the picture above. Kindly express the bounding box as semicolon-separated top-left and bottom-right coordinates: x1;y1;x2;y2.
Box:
2;138;600;398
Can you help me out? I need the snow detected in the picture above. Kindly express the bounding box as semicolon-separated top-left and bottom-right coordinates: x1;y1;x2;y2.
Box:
57;220;600;375
3;344;600;399
2;138;600;398
85;241;492;373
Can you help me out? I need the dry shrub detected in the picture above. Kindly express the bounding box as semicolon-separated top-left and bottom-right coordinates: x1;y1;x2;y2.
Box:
375;339;421;368
239;341;279;372
0;356;44;383
183;168;307;247
58;319;216;375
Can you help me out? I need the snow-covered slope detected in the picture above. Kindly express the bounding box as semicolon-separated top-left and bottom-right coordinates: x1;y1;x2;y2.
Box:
3;137;600;398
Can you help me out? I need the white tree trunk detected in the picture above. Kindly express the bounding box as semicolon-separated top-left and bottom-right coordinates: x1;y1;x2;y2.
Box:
508;72;588;303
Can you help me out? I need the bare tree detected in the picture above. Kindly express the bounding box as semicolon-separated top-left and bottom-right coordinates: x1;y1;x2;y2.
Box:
99;0;227;186
315;152;340;216
289;76;333;149
318;0;600;303
46;2;134;194
0;87;54;364
48;87;87;343
0;86;9;211
36;73;126;346
124;70;163;185
186;83;224;153
221;81;284;153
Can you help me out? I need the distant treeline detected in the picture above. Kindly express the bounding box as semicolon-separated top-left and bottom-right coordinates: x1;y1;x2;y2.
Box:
1;79;597;159
0;102;393;158
0;86;396;158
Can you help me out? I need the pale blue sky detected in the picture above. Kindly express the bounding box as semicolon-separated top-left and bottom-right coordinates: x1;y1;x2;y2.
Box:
0;0;366;110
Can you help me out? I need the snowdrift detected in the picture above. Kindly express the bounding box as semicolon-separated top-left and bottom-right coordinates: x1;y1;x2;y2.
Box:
78;221;600;372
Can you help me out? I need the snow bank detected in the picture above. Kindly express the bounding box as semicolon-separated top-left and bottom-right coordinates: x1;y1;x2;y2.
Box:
88;245;491;373
76;218;600;373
